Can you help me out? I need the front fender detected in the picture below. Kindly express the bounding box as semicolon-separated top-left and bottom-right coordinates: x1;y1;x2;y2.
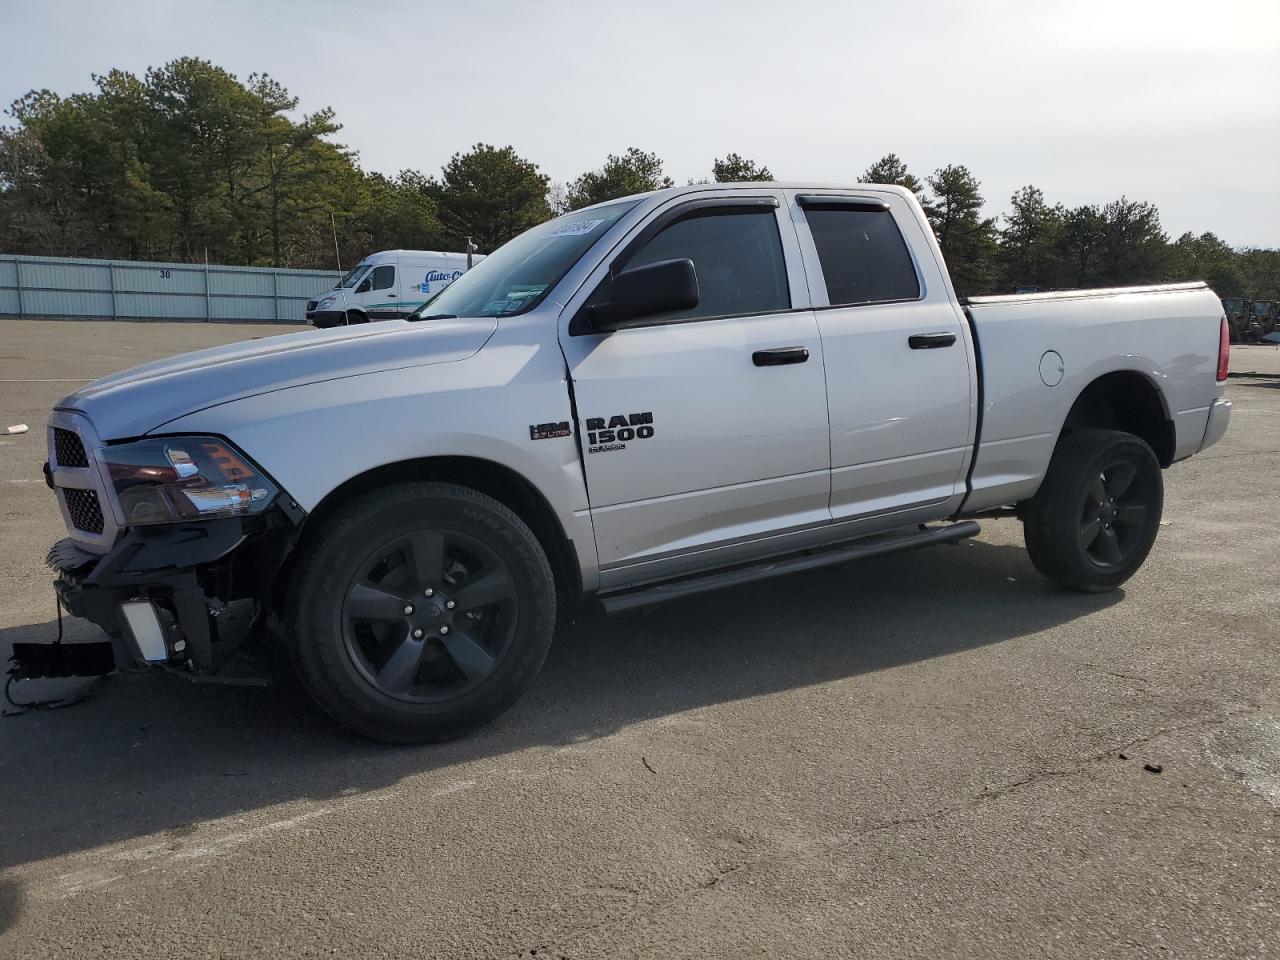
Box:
159;334;599;587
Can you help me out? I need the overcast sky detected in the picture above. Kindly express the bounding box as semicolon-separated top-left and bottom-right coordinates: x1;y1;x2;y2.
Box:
3;0;1278;247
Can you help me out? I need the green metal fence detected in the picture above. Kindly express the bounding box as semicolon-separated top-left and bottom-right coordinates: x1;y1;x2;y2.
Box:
0;253;341;323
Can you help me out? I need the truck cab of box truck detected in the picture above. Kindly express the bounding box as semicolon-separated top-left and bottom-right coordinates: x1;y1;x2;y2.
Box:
306;249;484;327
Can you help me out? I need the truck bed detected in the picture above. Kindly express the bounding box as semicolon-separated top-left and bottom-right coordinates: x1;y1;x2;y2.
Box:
961;281;1224;513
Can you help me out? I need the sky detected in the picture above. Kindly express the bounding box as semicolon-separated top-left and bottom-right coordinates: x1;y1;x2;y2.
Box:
2;0;1278;247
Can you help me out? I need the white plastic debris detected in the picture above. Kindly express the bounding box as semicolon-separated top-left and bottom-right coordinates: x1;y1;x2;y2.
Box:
6;423;28;435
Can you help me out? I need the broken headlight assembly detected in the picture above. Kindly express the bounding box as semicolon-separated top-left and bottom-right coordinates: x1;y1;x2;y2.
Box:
99;437;278;526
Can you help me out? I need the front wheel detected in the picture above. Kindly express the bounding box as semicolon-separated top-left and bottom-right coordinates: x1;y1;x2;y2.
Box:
286;482;556;742
1022;429;1163;593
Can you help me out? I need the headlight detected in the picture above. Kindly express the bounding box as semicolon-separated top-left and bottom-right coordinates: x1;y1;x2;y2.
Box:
99;437;278;526
317;295;338;309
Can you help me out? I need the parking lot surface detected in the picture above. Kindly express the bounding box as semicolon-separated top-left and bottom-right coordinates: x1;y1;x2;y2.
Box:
1;319;1278;959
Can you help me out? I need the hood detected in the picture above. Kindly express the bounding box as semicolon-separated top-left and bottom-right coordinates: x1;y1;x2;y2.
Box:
58;317;498;440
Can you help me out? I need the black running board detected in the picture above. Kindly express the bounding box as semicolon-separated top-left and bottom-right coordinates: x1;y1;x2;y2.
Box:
598;521;981;615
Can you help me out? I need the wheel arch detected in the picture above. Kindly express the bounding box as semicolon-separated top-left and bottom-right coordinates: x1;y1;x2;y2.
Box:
272;455;582;610
1057;369;1175;467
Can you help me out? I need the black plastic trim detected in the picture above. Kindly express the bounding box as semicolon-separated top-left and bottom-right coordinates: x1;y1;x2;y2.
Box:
908;332;958;349
752;346;810;366
796;195;890;212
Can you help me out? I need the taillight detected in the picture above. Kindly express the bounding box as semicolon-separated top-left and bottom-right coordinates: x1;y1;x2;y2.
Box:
1217;315;1230;382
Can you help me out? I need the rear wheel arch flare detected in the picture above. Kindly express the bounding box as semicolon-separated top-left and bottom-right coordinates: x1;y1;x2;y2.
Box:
1058;370;1175;467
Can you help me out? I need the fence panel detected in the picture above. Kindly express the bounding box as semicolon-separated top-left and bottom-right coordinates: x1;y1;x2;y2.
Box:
0;253;340;324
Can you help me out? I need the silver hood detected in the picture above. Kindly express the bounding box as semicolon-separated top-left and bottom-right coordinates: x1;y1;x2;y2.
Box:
56;318;498;440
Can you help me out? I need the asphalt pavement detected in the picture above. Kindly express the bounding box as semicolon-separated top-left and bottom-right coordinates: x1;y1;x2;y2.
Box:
1;319;1278;959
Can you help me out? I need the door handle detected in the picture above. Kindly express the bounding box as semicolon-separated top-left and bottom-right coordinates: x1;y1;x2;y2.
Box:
908;332;957;349
387;293;397;298
753;346;810;366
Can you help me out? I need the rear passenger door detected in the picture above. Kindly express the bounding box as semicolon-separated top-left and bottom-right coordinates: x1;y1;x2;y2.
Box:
788;191;975;522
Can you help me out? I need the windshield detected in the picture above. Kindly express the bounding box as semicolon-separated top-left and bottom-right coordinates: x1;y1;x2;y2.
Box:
409;201;639;319
336;263;372;289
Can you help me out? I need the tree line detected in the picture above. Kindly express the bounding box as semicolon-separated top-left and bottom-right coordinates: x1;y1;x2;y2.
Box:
1;58;1276;300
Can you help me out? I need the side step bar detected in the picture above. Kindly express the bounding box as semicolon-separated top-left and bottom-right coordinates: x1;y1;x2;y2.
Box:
598;521;981;615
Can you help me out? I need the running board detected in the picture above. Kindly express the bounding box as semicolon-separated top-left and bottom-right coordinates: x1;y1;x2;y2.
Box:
598;521;981;616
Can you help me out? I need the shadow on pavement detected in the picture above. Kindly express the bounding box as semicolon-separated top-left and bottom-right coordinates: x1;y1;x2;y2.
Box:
0;537;1120;883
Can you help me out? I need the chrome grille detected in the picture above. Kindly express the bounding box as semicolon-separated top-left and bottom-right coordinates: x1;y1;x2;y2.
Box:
53;427;89;467
63;488;105;535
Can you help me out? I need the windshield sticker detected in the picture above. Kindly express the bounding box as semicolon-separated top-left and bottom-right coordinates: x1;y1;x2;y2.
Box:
547;218;605;238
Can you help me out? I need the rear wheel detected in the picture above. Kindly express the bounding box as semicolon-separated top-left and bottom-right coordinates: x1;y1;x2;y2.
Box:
1022;429;1163;592
286;482;555;742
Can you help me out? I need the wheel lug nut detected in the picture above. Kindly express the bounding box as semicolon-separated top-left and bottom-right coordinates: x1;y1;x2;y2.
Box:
440;626;450;636
403;605;414;615
412;628;424;639
424;588;434;597
446;600;456;610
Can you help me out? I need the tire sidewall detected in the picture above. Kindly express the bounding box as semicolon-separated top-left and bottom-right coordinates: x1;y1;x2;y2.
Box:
288;483;555;741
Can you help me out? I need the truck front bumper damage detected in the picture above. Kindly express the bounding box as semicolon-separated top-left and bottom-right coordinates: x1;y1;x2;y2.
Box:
13;507;302;682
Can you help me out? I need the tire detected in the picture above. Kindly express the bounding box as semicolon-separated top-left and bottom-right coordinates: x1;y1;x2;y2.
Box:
286;482;556;743
345;310;365;326
1022;429;1163;593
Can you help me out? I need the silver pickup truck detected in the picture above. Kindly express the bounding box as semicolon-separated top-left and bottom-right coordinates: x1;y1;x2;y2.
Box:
34;183;1232;741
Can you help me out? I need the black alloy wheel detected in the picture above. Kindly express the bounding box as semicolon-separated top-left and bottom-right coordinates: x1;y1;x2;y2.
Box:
342;528;518;703
1023;429;1164;593
1077;460;1150;569
287;482;556;742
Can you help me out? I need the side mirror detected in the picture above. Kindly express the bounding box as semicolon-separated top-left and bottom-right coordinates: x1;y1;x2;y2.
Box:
590;258;699;332
356;278;372;294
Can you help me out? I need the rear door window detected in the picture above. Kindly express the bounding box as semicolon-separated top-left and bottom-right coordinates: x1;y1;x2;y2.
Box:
803;204;920;306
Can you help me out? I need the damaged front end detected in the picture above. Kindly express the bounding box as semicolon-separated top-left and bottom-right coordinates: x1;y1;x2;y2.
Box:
12;410;304;685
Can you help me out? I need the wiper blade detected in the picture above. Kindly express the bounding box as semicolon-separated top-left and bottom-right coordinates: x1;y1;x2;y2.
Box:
408;313;458;322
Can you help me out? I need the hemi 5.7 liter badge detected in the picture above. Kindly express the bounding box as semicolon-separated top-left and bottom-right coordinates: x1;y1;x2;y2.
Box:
586;412;654;454
529;421;572;441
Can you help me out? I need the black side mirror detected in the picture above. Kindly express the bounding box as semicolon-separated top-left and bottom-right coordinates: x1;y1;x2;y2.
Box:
357;278;372;293
590;258;699;332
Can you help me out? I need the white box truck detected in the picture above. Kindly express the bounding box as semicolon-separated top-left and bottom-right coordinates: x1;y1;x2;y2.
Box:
305;249;484;327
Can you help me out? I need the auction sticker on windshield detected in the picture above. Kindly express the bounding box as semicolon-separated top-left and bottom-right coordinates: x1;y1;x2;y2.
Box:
548;218;605;238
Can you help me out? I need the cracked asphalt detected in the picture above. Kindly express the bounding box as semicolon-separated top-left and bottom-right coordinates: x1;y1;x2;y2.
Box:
1;320;1278;959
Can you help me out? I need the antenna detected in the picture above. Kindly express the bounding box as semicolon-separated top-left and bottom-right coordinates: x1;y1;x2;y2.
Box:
331;212;342;272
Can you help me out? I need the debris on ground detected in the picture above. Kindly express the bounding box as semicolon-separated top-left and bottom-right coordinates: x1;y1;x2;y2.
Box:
6;423;28;435
1143;763;1163;774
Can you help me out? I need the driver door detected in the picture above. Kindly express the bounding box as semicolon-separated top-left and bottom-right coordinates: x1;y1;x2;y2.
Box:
559;193;832;587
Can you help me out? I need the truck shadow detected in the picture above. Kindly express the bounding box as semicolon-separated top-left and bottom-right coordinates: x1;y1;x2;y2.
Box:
0;536;1120;889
